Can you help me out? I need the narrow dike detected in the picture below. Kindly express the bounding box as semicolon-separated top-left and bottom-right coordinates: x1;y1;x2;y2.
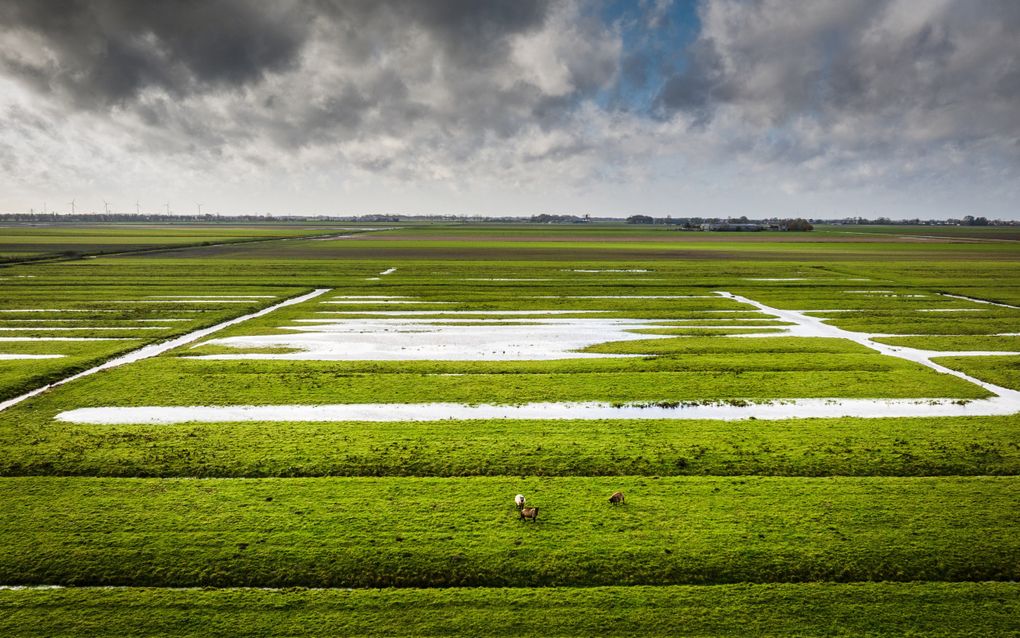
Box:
0;288;331;412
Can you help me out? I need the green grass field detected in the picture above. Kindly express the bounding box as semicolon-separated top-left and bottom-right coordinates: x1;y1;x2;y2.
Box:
4;582;1016;638
3;476;1018;588
0;222;1018;635
0;278;306;400
5;414;1018;478
0;224;381;263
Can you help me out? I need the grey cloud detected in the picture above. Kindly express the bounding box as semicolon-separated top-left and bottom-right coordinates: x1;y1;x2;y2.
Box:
310;0;551;70
0;0;624;179
649;0;1020;202
653;37;729;123
381;0;549;65
0;0;311;105
236;0;612;153
657;0;1020;138
3;0;1015;210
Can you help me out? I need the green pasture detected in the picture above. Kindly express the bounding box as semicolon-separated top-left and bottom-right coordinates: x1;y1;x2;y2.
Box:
0;223;381;263
321;239;1020;256
940;287;1020;306
828;316;1020;335
935;355;1020;391
3;582;1017;638
0;278;305;399
2;476;1017;588
873;335;1020;351
2;414;1018;478
0;340;141;401
4;254;1018;294
820;224;1020;241
141;237;1020;261
23;222;1004;261
11;354;986;410
0;225;347;239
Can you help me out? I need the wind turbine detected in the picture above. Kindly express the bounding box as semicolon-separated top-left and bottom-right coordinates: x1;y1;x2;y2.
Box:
135;200;140;214
69;199;75;215
103;200;111;215
197;203;202;215
165;202;170;215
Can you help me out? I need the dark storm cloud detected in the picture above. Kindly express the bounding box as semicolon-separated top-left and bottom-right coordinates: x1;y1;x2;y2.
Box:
0;0;555;107
0;0;312;105
207;0;616;157
0;0;604;156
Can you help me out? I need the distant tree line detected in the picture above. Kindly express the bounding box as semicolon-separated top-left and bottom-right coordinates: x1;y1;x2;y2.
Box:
1;212;1013;226
529;214;589;223
833;215;1008;226
626;215;813;231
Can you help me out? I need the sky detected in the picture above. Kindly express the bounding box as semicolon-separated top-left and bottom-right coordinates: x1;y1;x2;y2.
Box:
0;0;1018;219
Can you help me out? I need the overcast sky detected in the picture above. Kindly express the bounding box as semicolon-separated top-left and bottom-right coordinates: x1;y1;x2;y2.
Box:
1;0;1018;219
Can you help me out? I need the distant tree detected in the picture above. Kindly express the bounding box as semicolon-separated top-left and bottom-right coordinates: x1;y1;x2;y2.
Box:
531;214;582;223
627;215;654;224
784;218;814;232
